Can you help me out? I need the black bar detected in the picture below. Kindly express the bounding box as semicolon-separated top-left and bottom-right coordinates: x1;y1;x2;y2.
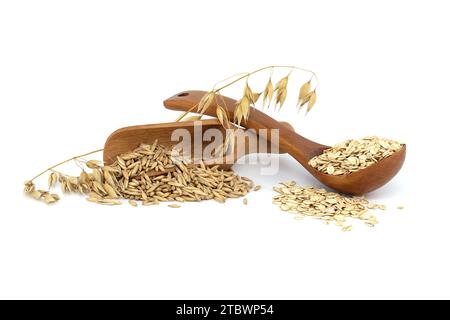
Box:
0;300;443;319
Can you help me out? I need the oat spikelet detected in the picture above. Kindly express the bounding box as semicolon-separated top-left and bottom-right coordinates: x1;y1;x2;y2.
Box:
197;91;215;115
276;90;287;110
48;172;58;189
86;160;102;169
297;81;311;108
234;103;243;126
216;105;229;128
242;96;251;121
24;179;60;205
297;91;317;113
234;96;250;125
252;92;261;104
24;180;35;193
244;82;260;105
43;193;58;204
306;91;317;113
275;76;289;110
79;171;89;185
262;78;274;107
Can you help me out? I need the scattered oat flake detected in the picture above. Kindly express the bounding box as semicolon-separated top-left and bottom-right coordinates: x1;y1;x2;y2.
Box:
341;225;353;232
254;185;262;191
397;206;404;210
273;181;386;230
168;204;181;208
243;198;248;205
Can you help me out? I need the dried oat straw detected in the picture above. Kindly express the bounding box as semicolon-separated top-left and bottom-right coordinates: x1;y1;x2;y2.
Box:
273;181;386;231
176;65;319;130
309;136;403;175
24;141;253;206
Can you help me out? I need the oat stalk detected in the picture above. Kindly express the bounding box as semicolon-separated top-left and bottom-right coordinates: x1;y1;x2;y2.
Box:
29;149;104;182
25;142;253;206
175;65;318;157
175;65;319;124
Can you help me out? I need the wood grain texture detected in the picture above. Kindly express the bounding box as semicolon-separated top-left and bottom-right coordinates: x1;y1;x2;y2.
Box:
103;119;222;165
163;90;406;195
104;119;294;170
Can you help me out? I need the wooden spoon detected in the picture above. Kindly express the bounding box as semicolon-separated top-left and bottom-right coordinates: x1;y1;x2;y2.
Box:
163;90;406;195
104;119;295;176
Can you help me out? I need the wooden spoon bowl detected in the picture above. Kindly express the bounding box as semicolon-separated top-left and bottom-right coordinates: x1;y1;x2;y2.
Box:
164;90;406;195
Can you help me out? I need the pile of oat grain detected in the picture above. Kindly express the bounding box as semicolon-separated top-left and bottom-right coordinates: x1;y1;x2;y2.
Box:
25;141;253;206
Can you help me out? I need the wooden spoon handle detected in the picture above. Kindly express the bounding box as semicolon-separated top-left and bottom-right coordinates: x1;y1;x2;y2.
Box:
164;90;328;166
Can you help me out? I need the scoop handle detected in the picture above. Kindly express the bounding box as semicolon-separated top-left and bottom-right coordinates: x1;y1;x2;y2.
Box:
164;90;328;166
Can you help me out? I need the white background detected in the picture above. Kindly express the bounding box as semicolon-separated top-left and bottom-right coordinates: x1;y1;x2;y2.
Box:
0;0;449;300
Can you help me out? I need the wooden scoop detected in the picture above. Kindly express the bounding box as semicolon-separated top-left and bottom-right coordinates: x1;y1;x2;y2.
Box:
164;90;406;195
104;119;295;176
